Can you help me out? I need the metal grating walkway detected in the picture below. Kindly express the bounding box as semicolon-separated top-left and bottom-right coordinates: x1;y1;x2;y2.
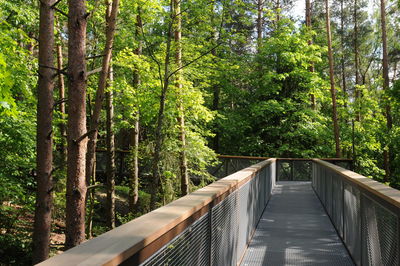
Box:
240;181;354;266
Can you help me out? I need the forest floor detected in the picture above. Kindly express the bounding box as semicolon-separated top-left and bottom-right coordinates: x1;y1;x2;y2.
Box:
0;186;150;265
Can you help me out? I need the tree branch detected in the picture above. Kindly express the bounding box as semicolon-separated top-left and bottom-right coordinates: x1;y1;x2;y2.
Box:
167;42;223;81
53;98;68;110
53;7;69;18
138;8;164;89
73;129;96;144
87;67;103;76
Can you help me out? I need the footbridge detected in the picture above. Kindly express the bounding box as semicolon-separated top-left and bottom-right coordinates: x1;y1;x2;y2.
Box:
38;158;399;266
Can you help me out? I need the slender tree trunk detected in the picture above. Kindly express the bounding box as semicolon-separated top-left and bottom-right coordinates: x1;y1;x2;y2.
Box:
325;0;341;158
306;0;316;110
129;13;142;211
150;3;174;210
33;0;55;262
341;0;348;108
86;0;120;188
211;1;220;152
380;0;392;181
173;0;189;196
57;43;67;167
106;67;116;229
354;0;361;121
65;0;88;249
257;0;263;53
275;0;280;24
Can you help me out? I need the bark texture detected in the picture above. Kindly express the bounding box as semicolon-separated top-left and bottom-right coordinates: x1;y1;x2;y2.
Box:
65;0;88;249
33;0;55;262
57;43;67;166
129;13;142;211
354;0;361;120
380;0;392;181
106;67;116;229
174;0;189;196
306;0;316;110
257;0;263;52
325;0;341;158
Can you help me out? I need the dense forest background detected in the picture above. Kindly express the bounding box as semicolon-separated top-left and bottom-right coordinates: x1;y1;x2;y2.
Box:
1;0;400;264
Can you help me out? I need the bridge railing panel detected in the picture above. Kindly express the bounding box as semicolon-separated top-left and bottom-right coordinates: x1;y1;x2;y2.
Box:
312;159;400;266
38;159;276;266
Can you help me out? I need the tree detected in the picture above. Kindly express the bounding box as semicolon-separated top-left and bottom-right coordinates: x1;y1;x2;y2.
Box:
32;0;55;262
65;0;88;249
325;0;341;157
86;0;120;192
174;0;189;196
306;0;316;109
129;12;142;212
150;2;174;209
380;0;393;182
257;0;264;52
106;66;115;229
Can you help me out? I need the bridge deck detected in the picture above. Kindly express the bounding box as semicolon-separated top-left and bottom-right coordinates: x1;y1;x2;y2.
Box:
240;181;354;266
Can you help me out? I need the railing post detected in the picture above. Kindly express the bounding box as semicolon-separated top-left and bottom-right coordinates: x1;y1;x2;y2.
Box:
290;160;294;181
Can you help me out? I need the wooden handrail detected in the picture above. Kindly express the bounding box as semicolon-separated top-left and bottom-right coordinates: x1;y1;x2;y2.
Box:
37;159;275;266
313;159;400;209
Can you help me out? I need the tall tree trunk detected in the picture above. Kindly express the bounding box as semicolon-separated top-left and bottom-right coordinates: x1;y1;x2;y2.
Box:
275;0;280;24
354;0;361;121
86;0;120;188
211;1;220;152
57;43;67;167
257;0;263;52
33;0;55;262
65;0;88;249
325;0;341;158
380;0;392;182
129;13;142;212
306;0;316;110
341;0;348;108
150;3;174;210
106;67;116;229
174;0;189;196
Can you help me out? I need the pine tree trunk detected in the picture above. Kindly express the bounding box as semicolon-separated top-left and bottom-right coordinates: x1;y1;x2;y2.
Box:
211;2;220;152
65;0;88;249
106;67;116;229
257;0;263;52
354;0;361;121
33;0;55;262
306;0;316;110
341;0;348;108
57;43;67;168
129;13;142;211
86;0;120;188
174;0;189;196
380;0;392;182
325;0;341;158
275;0;280;24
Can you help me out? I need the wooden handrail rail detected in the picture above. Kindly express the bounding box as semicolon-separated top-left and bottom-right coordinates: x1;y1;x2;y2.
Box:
37;159;276;266
313;159;400;209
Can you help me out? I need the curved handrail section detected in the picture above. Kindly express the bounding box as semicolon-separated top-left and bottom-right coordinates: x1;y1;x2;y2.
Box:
38;159;276;266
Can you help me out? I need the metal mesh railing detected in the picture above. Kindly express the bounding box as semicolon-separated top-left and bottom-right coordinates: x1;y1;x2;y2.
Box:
312;161;400;266
209;155;268;179
277;160;312;181
141;213;210;266
139;160;276;266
